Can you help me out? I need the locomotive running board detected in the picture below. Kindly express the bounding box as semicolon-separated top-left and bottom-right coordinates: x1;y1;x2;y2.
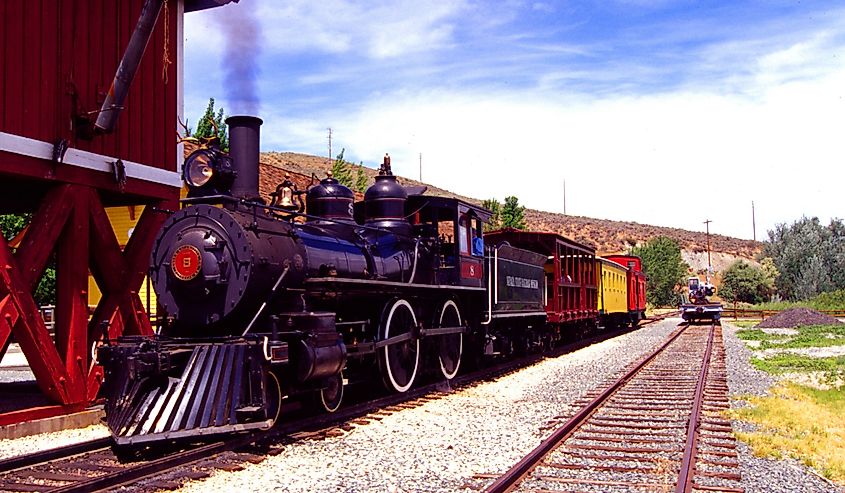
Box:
100;339;273;446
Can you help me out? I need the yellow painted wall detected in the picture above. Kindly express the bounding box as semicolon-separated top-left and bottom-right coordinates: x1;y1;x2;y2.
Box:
599;260;628;314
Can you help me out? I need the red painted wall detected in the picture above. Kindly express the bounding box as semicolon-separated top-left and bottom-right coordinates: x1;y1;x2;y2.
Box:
0;0;178;183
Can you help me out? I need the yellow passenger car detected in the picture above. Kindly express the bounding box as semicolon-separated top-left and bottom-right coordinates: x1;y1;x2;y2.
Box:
597;257;630;328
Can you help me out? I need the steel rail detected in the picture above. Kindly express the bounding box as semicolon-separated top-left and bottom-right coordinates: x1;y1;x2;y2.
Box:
675;321;716;493
484;322;691;493
0;437;111;474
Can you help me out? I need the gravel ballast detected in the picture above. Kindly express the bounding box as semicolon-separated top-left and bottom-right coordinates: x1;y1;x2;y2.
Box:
177;321;679;493
0;425;109;461
722;322;844;493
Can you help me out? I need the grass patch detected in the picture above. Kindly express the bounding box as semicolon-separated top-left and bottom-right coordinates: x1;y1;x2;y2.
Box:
737;325;845;349
730;383;845;484
751;353;845;375
736;328;789;341
731;320;760;329
748;289;845;312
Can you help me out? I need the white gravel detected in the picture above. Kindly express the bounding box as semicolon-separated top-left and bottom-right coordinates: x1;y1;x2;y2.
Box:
176;320;679;493
0;424;109;461
722;322;845;493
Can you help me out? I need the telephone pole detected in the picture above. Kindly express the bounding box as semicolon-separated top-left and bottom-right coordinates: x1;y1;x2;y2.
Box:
563;179;567;215
752;201;757;242
419;153;422;182
703;219;712;280
327;128;333;162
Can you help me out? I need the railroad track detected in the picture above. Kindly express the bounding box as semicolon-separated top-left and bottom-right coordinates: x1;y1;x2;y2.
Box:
479;321;742;493
0;319;672;493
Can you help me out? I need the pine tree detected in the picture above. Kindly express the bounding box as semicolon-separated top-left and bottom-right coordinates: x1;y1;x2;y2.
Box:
214;107;229;150
354;162;369;193
481;198;502;231
194;98;229;150
195;99;215;139
500;196;526;230
331;148;353;187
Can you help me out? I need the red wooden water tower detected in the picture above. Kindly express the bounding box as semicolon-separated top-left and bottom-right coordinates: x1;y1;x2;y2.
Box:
0;0;239;424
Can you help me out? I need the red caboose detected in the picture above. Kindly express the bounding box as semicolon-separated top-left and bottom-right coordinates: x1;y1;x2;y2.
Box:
604;255;647;323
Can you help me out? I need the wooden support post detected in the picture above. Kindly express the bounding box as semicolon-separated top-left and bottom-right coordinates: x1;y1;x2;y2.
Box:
55;191;90;401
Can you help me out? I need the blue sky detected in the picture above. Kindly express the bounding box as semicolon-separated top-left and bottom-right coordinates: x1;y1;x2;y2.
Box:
184;1;844;240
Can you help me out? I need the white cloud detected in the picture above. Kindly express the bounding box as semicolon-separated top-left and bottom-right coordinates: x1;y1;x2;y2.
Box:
305;62;845;240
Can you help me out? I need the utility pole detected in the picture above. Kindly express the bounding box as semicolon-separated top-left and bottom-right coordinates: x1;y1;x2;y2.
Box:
563;179;567;215
327;128;332;163
752;201;757;242
419;153;422;182
703;219;712;281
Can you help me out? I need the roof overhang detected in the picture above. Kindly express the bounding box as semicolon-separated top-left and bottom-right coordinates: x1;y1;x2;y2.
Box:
185;0;240;13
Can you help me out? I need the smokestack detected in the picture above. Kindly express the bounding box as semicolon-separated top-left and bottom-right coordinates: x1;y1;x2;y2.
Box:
225;115;263;201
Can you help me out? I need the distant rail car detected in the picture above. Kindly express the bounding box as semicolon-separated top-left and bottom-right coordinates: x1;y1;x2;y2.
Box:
680;276;722;322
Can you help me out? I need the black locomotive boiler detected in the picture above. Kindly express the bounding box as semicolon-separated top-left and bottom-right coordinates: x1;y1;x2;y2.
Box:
98;115;552;446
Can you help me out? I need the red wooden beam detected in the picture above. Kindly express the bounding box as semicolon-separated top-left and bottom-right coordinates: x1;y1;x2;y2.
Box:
55;190;91;398
15;184;74;291
84;195;170;401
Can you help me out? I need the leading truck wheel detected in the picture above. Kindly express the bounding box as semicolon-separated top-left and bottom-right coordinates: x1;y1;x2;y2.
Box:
263;371;283;428
436;300;463;380
319;372;344;413
378;299;420;393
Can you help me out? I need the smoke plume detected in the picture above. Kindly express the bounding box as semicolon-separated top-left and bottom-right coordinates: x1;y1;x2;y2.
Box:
215;2;263;115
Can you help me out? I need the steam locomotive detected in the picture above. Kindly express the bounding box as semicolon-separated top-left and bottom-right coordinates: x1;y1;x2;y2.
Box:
98;116;560;446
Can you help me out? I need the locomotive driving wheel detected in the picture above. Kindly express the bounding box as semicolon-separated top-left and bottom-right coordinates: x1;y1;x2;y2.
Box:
378;299;420;393
436;300;463;380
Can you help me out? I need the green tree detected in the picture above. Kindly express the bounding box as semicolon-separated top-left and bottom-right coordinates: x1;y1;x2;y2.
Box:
631;236;688;306
481;198;502;232
719;260;770;304
500;196;526;230
764;217;845;300
331;148;353;187
0;214;55;305
194;98;229;150
0;214;28;238
354;162;369;193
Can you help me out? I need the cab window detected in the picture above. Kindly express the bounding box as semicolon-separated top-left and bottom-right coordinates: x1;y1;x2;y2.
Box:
458;214;470;255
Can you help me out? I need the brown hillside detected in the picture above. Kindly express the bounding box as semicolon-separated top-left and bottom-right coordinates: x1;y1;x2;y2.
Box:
257;152;762;265
181;145;762;268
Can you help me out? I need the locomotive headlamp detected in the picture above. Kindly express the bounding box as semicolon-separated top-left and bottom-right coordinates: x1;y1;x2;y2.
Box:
185;151;215;187
183;149;235;196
